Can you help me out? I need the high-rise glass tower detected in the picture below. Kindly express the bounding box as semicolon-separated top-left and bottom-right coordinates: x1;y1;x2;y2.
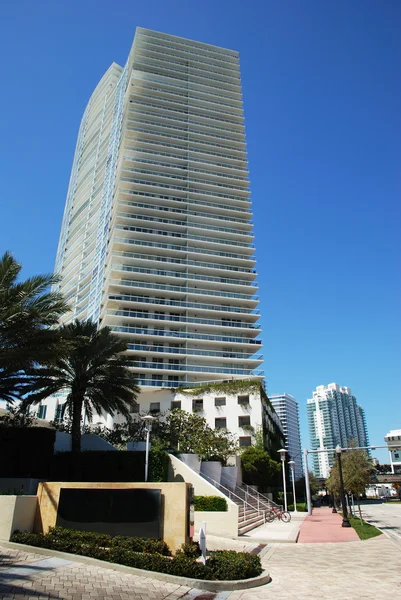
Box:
307;383;370;478
270;394;303;480
54;28;262;390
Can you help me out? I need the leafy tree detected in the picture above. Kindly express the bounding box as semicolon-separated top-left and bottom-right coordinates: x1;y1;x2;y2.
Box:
326;447;375;515
241;446;281;488
0;405;36;428
20;320;139;453
0;251;69;401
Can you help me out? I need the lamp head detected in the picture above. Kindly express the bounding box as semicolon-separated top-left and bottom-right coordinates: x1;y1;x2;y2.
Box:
278;448;288;461
141;414;157;430
288;460;295;466
335;444;342;455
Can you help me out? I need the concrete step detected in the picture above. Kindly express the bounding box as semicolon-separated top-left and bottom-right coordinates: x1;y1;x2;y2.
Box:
238;516;265;535
238;510;260;523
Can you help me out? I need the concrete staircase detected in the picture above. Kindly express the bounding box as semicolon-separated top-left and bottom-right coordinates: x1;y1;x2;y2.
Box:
200;472;281;536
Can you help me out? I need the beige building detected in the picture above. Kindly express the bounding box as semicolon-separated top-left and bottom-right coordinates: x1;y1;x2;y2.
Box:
42;29;265;436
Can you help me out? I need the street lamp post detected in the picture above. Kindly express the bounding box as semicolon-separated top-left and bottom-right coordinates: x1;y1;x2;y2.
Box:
141;415;156;482
335;444;351;528
278;448;288;512
288;460;297;512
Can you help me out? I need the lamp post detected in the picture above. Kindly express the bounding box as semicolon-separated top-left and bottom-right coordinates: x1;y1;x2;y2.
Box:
335;444;351;528
141;415;156;482
288;460;297;512
278;448;288;512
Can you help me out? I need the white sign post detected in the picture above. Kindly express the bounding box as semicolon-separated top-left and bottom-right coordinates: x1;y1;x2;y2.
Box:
199;520;207;565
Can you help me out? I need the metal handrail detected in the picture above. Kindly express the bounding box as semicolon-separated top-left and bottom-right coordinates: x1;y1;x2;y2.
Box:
197;472;262;518
200;471;271;516
220;471;283;512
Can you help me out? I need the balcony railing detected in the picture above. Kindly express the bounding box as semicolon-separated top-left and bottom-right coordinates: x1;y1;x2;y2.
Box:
112;250;256;274
117;225;254;250
116;211;252;237
110;279;258;301
127;343;262;360
108;309;260;329
113;265;256;288
108;293;260;315
112;325;262;345
132;362;264;376
113;235;255;262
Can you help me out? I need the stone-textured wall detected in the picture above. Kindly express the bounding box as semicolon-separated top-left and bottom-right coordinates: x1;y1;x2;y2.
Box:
35;481;190;551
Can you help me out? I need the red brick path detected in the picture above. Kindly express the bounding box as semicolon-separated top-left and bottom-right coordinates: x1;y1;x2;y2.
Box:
298;506;360;543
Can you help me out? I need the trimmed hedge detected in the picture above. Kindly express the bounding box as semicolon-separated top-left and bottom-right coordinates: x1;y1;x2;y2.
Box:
50;448;168;483
45;527;171;555
0;427;55;478
287;503;307;512
11;528;262;580
194;495;228;512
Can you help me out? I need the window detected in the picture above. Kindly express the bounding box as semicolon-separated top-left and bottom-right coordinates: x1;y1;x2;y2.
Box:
171;400;181;410
37;405;47;420
239;416;251;427
214;397;226;407
55;404;64;423
239;436;252;447
192;398;203;411
130;403;140;414
150;402;160;414
238;395;250;405
215;417;227;429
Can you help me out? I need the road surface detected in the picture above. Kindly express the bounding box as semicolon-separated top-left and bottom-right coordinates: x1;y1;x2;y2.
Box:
361;501;401;546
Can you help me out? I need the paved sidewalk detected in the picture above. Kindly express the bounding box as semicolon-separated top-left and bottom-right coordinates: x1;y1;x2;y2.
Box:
0;546;192;600
228;536;401;599
298;507;360;543
240;512;306;543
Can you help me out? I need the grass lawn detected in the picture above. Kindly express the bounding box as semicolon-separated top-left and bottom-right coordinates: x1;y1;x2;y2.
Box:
348;516;383;540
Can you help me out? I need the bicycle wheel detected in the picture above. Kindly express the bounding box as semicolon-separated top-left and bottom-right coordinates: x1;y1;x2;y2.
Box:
265;511;275;523
281;511;291;523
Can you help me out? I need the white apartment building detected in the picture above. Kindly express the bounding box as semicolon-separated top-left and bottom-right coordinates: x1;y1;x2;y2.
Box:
39;28;267;443
270;394;303;480
307;383;369;478
385;429;401;474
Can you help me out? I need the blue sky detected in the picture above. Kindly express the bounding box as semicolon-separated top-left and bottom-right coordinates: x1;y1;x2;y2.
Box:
1;0;400;463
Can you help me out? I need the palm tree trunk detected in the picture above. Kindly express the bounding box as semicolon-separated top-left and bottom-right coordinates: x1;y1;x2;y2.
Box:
71;395;83;454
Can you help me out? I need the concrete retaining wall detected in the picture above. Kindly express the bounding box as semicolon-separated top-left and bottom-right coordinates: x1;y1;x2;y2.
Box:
0;496;38;540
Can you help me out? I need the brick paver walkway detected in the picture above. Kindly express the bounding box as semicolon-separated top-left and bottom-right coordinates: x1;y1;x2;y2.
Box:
0;546;192;599
298;507;360;542
228;536;401;600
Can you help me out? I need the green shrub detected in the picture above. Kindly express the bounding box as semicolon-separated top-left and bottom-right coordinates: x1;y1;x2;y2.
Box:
176;541;201;558
11;529;262;580
46;527;171;555
206;550;262;580
149;446;169;482
193;495;227;512
287;503;307;512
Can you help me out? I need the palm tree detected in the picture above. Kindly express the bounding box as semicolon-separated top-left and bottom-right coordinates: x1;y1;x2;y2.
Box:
20;320;139;453
0;251;69;401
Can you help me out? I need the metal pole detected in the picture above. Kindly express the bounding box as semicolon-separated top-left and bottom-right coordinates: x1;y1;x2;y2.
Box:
336;449;351;527
291;465;297;512
304;450;312;516
144;426;150;482
281;458;288;512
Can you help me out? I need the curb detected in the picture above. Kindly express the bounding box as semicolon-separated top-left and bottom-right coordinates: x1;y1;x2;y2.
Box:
0;541;271;592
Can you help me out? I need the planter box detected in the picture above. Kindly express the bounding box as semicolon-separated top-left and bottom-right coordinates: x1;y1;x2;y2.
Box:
200;461;222;485
179;454;201;474
0;495;37;541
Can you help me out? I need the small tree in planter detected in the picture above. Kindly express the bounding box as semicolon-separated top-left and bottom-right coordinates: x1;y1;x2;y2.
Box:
241;446;281;489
